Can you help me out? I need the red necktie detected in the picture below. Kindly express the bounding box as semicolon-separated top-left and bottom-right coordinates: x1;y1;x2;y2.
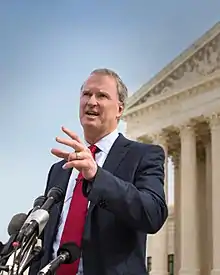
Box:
57;145;98;275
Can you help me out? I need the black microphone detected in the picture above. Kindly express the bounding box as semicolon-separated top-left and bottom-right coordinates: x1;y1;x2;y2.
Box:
32;195;47;212
37;242;80;275
7;213;28;237
41;187;64;211
0;213;27;263
21;187;64;239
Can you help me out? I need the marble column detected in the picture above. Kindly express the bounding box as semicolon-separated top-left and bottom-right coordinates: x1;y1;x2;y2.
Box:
179;124;200;275
150;133;168;275
209;113;220;275
205;138;212;275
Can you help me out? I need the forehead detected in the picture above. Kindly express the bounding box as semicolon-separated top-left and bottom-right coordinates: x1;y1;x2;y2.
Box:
82;73;117;91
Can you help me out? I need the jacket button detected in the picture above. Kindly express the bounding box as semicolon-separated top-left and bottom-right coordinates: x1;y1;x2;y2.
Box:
98;200;106;208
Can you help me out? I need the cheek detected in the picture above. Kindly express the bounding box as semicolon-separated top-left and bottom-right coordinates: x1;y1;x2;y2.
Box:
102;104;118;118
79;100;86;113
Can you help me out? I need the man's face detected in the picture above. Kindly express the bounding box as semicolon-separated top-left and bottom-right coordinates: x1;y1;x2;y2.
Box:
79;73;123;135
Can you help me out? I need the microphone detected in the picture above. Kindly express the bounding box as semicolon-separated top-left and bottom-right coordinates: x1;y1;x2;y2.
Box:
1;213;27;254
20;187;64;240
41;187;63;211
0;213;27;263
7;213;28;237
32;195;47;213
37;242;80;275
16;195;46;241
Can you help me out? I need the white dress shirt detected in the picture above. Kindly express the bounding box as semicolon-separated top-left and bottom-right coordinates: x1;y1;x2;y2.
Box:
52;129;119;274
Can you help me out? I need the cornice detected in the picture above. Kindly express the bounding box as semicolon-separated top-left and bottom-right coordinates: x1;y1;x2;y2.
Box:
125;22;220;111
122;73;220;121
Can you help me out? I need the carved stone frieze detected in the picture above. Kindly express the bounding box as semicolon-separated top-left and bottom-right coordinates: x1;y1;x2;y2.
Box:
123;76;220;122
129;33;220;108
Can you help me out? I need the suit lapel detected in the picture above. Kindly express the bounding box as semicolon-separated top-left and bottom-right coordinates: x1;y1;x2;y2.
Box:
52;160;73;196
102;133;131;173
87;134;131;212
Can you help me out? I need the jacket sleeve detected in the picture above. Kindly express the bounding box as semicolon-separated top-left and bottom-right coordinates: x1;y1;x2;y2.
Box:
83;144;168;234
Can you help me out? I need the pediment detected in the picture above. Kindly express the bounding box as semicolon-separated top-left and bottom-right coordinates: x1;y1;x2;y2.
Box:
125;22;220;111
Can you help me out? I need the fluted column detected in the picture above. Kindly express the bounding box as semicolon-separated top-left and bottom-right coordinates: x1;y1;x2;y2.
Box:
209;113;220;275
150;132;168;275
205;138;212;275
179;124;200;275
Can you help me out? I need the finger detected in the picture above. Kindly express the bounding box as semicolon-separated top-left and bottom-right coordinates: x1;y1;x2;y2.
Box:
61;127;82;143
68;151;91;161
56;137;85;152
51;148;70;159
62;159;89;170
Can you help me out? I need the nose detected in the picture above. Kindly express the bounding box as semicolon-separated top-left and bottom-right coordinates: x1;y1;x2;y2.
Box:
87;94;97;106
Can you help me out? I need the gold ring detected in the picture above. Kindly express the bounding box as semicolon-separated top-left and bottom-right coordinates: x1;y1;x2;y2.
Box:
75;151;80;160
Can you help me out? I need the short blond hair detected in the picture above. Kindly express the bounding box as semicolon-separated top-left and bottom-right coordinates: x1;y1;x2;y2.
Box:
84;68;128;107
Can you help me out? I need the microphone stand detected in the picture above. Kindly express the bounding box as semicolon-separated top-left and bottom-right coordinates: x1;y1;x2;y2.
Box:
14;233;38;274
0;233;42;275
0;187;64;275
18;238;42;275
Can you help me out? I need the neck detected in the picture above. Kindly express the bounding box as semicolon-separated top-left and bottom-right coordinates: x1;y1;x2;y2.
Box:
84;128;116;144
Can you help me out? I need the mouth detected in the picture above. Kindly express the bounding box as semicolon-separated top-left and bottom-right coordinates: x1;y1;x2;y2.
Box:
85;111;99;117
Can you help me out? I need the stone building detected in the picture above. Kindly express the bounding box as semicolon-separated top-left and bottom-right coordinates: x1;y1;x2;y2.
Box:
122;22;220;275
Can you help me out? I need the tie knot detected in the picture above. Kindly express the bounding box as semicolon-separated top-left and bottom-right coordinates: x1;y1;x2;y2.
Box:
89;144;98;159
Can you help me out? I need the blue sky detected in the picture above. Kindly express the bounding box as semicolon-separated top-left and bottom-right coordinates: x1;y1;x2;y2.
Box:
0;0;219;241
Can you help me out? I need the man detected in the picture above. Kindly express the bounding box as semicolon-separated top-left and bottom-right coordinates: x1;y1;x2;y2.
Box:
30;68;168;275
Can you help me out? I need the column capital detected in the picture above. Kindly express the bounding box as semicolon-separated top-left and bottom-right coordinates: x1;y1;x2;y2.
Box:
207;112;220;130
151;131;169;147
179;122;196;136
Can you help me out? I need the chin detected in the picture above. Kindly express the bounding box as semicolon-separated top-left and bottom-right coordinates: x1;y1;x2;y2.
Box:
82;121;98;130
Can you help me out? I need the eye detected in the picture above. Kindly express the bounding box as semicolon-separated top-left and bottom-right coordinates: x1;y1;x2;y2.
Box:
82;90;91;97
97;91;109;99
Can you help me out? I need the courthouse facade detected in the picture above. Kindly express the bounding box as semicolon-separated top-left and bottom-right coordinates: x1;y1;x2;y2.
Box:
122;22;220;275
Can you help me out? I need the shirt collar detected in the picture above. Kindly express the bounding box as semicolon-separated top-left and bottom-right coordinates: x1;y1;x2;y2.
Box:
85;128;119;154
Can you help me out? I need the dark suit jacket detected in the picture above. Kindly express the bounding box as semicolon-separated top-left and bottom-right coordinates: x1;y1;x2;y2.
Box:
30;133;168;275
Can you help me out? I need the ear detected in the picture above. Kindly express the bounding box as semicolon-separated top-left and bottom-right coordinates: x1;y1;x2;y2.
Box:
118;104;124;114
116;104;124;120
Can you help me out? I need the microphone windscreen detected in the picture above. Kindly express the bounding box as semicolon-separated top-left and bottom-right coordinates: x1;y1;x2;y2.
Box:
33;195;46;208
7;213;27;236
57;242;81;264
47;187;64;203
